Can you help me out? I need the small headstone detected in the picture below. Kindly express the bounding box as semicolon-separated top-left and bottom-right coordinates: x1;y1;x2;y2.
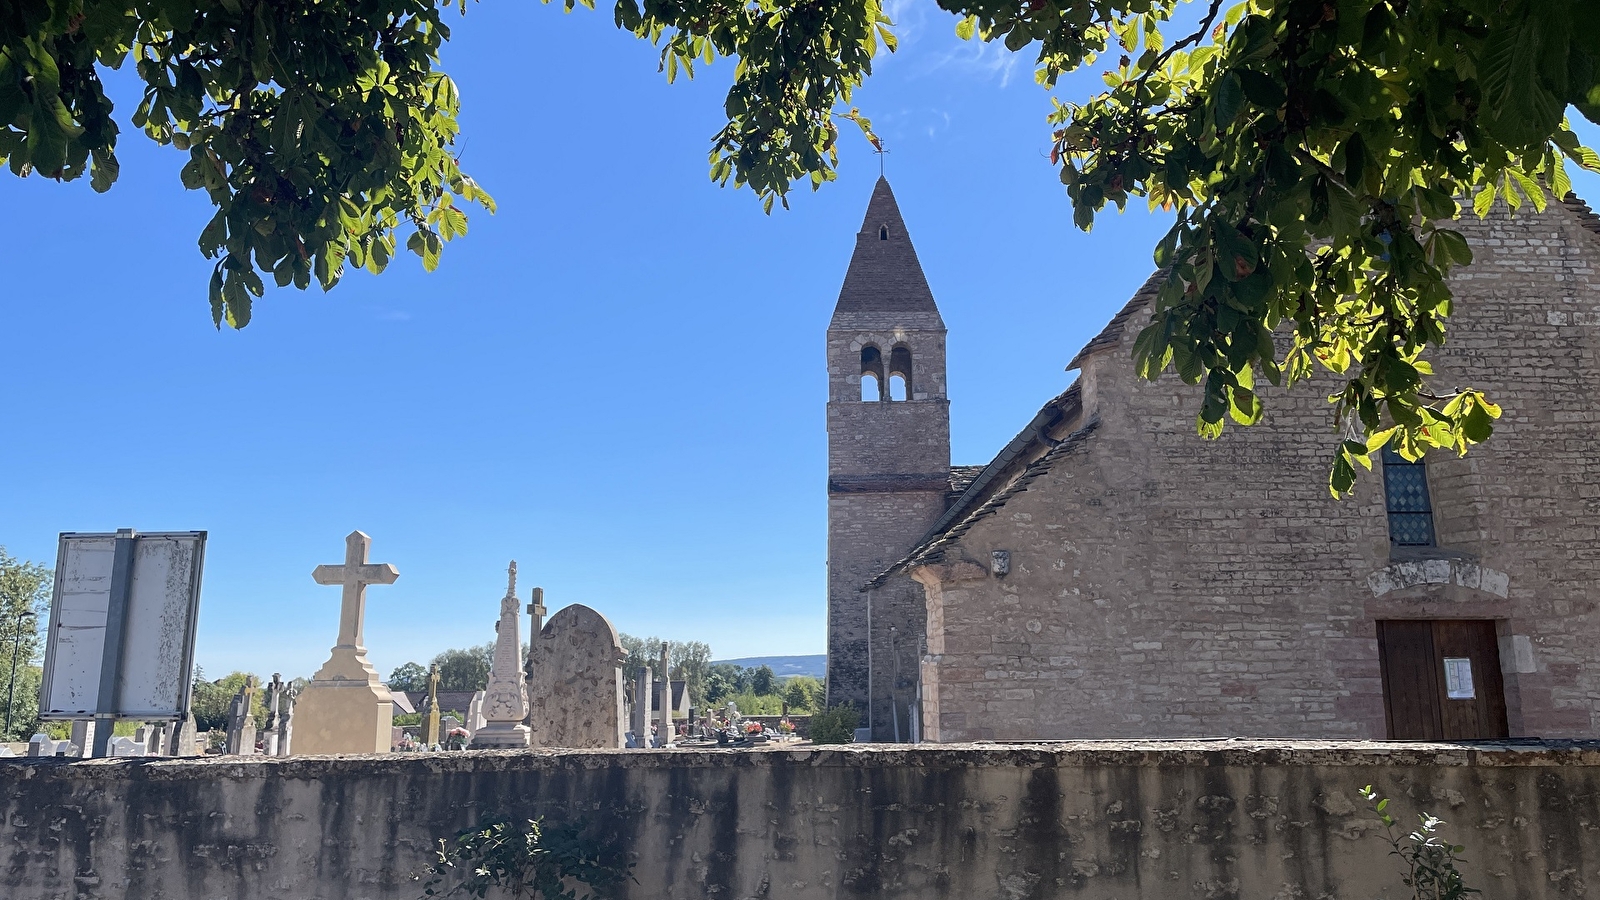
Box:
171;714;199;757
70;720;94;757
27;735;56;757
109;736;146;757
466;690;486;738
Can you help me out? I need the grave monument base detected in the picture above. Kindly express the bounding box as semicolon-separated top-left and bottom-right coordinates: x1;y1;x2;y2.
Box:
469;722;531;749
292;647;392;755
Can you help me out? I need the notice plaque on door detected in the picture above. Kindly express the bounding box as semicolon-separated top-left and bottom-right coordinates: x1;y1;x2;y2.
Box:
1443;657;1476;699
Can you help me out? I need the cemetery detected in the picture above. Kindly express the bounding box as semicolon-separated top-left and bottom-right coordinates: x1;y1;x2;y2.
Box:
0;525;1595;900
5;7;1600;892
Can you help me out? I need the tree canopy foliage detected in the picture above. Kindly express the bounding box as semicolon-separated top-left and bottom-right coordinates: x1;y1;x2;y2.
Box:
0;547;49;741
386;660;429;693
603;0;1600;489
1;0;491;328
189;667;266;732
618;634;712;706
430;643;491;692
9;0;1600;488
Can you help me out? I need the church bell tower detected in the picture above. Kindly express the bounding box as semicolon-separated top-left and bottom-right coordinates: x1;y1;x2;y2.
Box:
825;177;951;741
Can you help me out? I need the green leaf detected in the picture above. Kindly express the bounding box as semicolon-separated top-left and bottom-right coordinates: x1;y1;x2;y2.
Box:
1473;182;1496;218
1214;71;1243;127
955;15;976;41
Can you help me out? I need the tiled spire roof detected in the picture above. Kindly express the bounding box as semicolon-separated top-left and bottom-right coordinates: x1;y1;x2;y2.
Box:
831;177;941;316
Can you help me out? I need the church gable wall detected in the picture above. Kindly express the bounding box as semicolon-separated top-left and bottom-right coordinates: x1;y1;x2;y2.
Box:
919;201;1600;741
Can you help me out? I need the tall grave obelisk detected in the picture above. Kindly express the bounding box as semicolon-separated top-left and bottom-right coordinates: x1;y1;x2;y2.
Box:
471;562;531;748
293;531;400;755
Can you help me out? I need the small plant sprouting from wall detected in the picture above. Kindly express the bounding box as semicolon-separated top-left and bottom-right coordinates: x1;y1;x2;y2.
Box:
416;818;633;899
1361;785;1481;900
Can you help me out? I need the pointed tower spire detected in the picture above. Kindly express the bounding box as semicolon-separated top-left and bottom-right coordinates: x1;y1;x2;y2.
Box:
824;177;951;740
831;177;942;317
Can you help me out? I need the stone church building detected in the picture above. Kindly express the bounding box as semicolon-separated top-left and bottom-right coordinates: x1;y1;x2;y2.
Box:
826;177;1599;743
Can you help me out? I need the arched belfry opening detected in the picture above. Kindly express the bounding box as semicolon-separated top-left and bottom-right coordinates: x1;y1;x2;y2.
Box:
860;345;885;401
889;345;913;401
879;224;889;241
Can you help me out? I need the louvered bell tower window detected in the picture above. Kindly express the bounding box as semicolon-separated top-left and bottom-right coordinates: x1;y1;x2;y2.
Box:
1382;447;1436;547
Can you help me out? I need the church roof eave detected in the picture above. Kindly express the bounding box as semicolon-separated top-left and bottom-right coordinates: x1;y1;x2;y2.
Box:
866;382;1089;589
866;188;1600;591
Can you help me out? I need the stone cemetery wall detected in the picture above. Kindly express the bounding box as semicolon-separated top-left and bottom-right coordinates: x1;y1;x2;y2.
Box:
0;741;1596;900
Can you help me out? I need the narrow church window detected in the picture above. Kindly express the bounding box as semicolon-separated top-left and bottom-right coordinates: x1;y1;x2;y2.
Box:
1382;446;1436;546
888;346;913;400
879;225;889;240
860;345;885;401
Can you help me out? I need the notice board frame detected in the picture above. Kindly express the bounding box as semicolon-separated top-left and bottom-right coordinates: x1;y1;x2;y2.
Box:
38;530;206;735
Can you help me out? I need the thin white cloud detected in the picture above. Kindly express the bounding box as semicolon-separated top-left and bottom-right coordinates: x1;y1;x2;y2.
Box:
930;36;1021;88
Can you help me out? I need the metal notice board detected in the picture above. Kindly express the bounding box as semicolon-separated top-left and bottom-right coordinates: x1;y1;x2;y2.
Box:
38;530;206;726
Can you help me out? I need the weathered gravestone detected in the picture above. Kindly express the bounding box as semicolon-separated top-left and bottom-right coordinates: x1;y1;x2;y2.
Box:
275;690;294;756
466;690;485;739
630;667;649;748
525;603;627;749
294;531;399;755
225;676;258;755
170;713;199;756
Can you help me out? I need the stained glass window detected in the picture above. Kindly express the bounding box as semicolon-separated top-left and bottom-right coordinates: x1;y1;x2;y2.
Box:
1382;447;1436;546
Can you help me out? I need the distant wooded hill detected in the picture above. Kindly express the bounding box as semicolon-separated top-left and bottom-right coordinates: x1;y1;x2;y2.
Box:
711;655;826;678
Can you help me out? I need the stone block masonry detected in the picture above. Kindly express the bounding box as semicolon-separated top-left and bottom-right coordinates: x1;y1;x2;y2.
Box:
1;741;1597;899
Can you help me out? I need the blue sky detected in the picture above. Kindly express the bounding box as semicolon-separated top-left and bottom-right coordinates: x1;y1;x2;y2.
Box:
3;1;1599;682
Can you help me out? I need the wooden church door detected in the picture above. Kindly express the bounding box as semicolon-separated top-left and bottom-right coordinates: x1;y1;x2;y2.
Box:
1376;620;1509;740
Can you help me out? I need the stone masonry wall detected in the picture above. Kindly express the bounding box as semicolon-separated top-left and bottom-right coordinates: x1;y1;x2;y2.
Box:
0;742;1596;900
916;201;1600;742
826;310;950;735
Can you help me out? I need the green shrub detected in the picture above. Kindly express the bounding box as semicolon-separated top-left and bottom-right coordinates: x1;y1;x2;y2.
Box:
1361;785;1479;900
416;817;631;899
808;704;860;744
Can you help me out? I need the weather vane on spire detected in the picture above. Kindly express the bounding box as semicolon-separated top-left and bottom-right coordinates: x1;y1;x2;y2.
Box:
874;140;890;177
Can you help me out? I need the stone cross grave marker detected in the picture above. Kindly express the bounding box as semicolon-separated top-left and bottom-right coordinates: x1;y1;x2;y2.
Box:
293;530;400;755
424;663;442;748
312;530;400;655
225;675;258;754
